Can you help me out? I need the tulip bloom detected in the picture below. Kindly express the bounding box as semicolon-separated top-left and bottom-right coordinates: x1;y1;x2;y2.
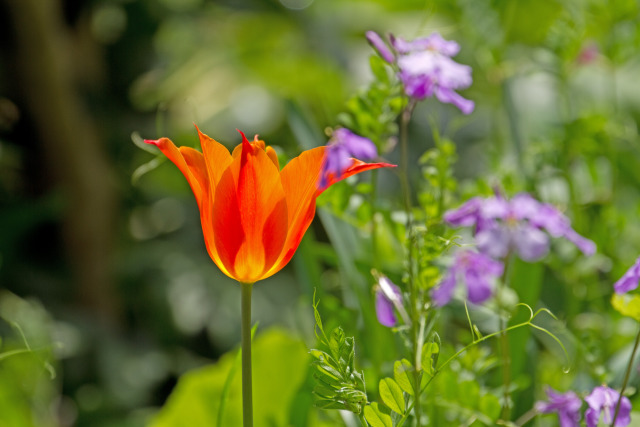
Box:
145;127;393;283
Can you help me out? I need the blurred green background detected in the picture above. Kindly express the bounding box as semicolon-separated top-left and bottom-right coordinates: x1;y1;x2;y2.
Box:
1;0;640;426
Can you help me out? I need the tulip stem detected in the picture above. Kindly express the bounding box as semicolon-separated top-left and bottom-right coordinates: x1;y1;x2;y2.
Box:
241;281;254;427
611;323;640;427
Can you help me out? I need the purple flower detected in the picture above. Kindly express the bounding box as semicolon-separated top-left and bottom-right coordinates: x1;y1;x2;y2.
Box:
374;276;407;327
444;193;596;262
614;257;640;294
318;128;377;189
364;31;474;114
535;387;582;427
431;250;504;306
366;31;394;63
392;33;474;114
585;386;631;427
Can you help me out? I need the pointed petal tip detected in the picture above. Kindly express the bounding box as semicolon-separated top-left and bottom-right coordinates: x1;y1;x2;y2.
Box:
144;138;161;146
236;128;250;144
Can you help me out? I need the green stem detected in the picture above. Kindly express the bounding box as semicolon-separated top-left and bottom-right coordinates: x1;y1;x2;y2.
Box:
399;99;423;427
358;412;369;427
499;255;515;420
611;323;640;427
241;282;254;427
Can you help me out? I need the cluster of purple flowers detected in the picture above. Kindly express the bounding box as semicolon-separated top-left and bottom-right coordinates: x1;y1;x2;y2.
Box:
444;193;596;262
429;193;595;307
366;31;474;114
537;386;631;427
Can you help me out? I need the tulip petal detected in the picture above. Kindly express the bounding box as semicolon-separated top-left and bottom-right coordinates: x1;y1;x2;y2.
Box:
266;147;325;277
144;138;209;209
268;148;396;277
196;126;233;189
319;159;397;193
213;133;288;282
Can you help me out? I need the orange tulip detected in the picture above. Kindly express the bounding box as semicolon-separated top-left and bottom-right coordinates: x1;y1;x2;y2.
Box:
145;127;394;283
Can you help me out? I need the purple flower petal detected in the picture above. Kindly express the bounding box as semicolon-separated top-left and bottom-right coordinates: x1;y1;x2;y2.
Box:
390;33;460;56
366;31;395;63
444;197;483;227
536;387;582;427
480;196;510;220
476;225;511;259
319;129;378;189
513;225;550;262
431;271;457;306
614;257;640;294
375;289;398;327
432;250;503;306
332;128;377;160
585;386;631;427
434;87;474;115
511;193;543;221
563;229;596;256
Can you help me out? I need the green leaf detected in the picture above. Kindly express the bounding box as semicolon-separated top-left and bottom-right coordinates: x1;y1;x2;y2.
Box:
369;55;390;84
313;364;344;388
150;328;310;427
364;403;392;427
379;378;405;415
421;342;440;375
612;293;640;321
393;359;415;396
329;327;346;360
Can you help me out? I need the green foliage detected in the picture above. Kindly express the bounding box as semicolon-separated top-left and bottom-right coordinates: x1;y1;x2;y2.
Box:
337;55;405;151
310;297;368;414
150;328;313;427
364;402;392;427
0;292;58;427
378;377;405;415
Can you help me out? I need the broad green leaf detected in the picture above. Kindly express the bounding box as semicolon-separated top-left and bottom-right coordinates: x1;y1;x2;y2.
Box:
150;328;310;427
612;293;640;321
393;359;415;396
379;378;405;415
364;403;392;427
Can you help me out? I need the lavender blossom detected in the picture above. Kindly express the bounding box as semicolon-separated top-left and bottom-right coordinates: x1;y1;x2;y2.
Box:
392;33;474;114
444;193;596;262
374;276;407;327
365;31;474;114
585;386;631;427
535;387;582;427
613;256;640;294
431;250;504;306
318;128;377;189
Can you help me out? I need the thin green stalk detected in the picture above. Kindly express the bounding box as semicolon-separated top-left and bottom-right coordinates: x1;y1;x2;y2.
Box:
241;282;254;427
611;323;640;426
370;170;379;267
359;412;369;426
399;99;423;427
499;255;515;421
